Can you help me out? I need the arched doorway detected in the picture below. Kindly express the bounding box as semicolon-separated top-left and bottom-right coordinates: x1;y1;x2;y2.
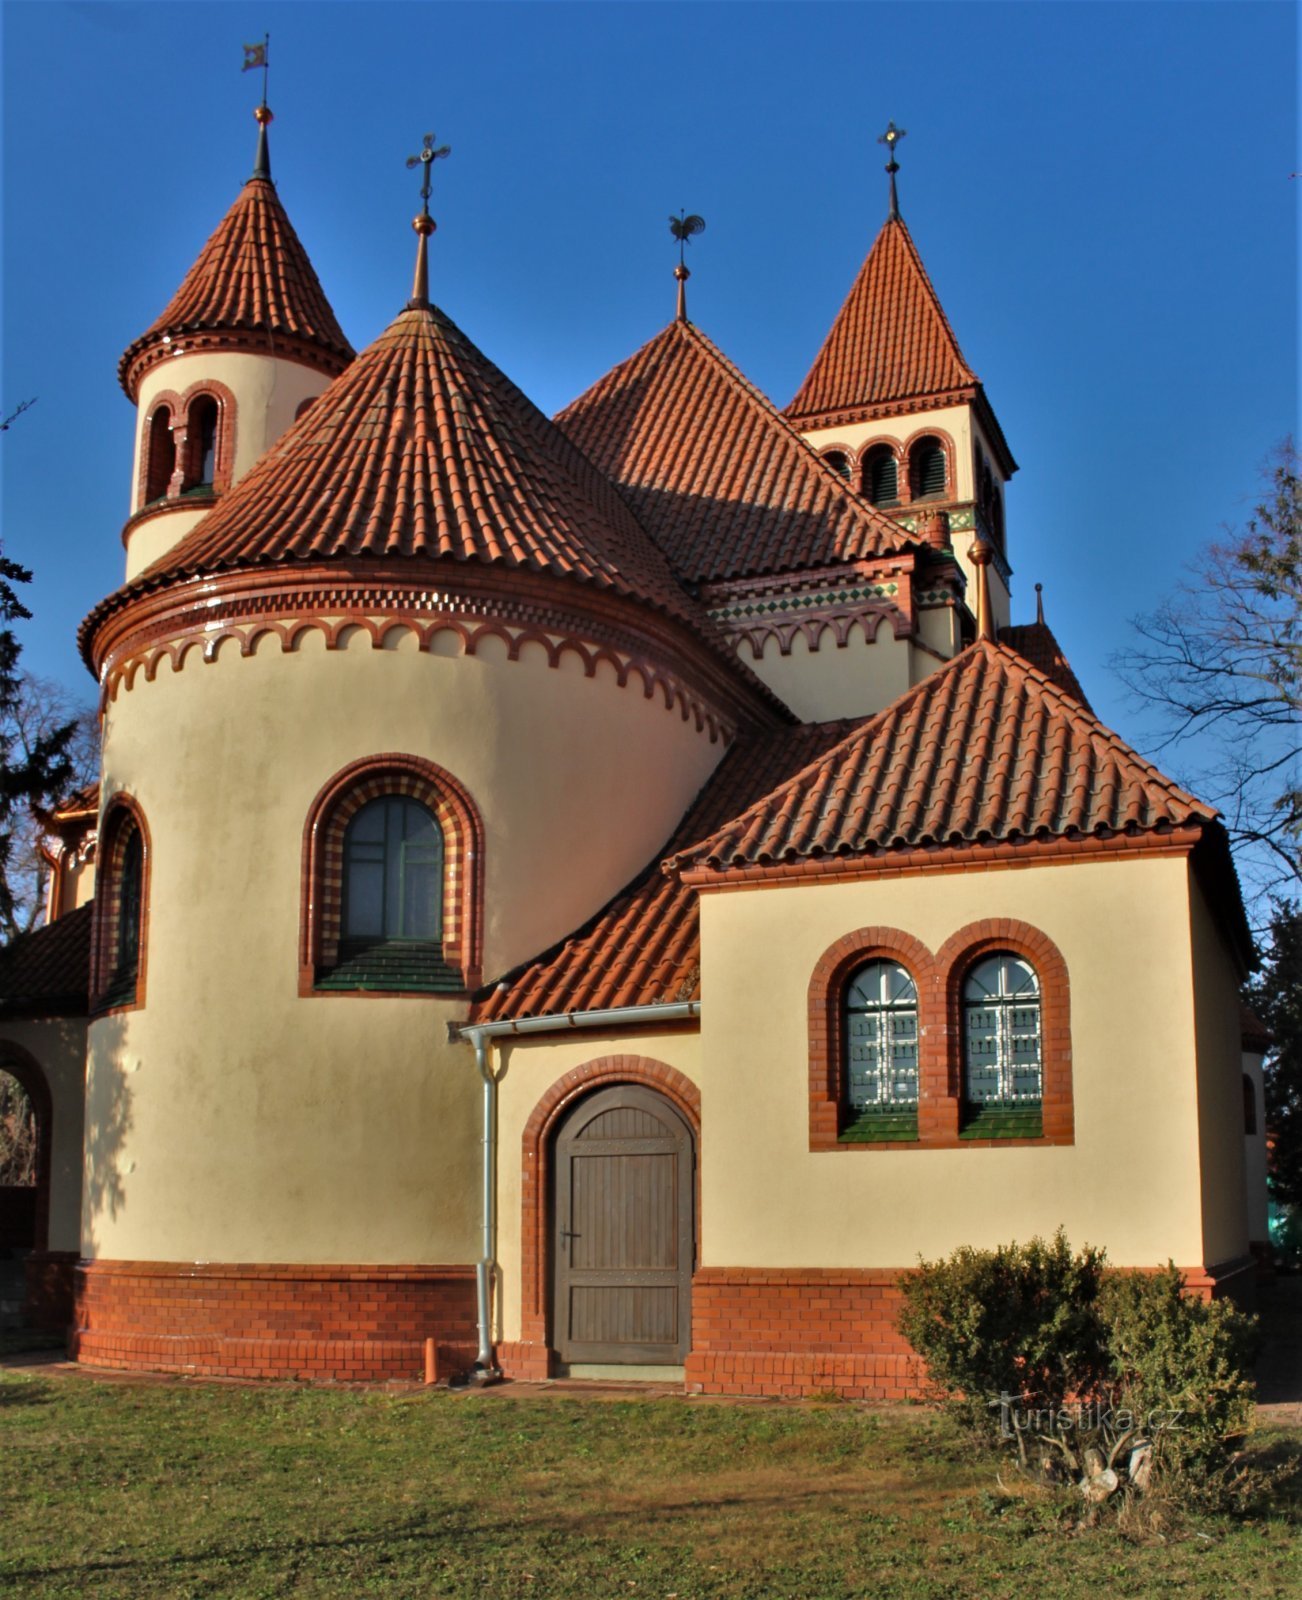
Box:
550;1084;695;1367
0;1051;51;1257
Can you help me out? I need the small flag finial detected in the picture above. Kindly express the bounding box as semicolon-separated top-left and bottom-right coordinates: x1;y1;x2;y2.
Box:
877;120;907;220
243;35;272;178
405;131;451;308
668;211;705;323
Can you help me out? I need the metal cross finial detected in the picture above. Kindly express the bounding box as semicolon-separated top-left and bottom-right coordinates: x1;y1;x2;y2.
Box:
406;133;452;212
877;121;907;219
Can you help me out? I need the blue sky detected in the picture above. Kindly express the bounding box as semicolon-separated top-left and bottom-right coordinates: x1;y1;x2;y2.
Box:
2;0;1297;772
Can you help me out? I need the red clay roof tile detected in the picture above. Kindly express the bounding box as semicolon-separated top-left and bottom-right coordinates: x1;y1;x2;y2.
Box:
119;176;353;399
784;217;978;428
101;304;719;642
0;902;92;1017
556;319;912;584
472;723;850;1021
669;640;1215;873
999;620;1093;713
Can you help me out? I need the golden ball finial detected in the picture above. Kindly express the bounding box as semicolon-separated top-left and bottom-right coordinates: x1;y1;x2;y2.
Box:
254;103;274;127
412;213;437;238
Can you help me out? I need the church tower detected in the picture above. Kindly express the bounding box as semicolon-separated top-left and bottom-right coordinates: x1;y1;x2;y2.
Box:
784;125;1017;634
117;104;354;581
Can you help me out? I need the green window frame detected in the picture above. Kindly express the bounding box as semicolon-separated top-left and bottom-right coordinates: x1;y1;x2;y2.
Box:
842;958;919;1142
962;953;1042;1137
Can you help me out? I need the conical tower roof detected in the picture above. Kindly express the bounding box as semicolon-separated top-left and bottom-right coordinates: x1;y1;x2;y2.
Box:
784;216;979;431
119;169;354;401
557;318;913;584
91;299;711;642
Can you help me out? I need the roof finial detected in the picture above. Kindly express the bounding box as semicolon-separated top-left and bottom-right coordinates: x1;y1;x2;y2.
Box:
242;35;273;180
968;537;994;642
669;211;705;323
1035;582;1045;625
877;120;907;220
405;131;451;309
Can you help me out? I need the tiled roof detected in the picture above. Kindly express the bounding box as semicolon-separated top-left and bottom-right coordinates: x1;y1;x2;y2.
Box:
45;781;100;826
0;903;92;1017
472;722;851;1021
999;621;1093;713
784;217;978;427
555;319;912;584
113;304;713;639
669;640;1215;873
119;176;354;399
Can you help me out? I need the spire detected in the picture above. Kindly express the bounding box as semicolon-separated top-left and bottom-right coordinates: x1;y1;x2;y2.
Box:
968;537;994;641
252;102;273;181
669;212;705;324
405;132;450;310
877;120;906;220
1036;581;1045;625
242;34;272;179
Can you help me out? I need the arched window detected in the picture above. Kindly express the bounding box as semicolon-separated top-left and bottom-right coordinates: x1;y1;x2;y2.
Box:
822;449;851;483
962;953;1042;1135
341;796;443;948
144;406;175;503
94;802;149;1012
910;437;947;501
843;959;918;1140
862;444;899;507
183;395;219;492
304;757;484;997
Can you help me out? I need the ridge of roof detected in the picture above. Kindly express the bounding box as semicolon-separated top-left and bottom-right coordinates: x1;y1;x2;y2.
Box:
472;721;852;1022
119;175;354;399
555;317;915;585
669;639;1217;873
90;303;738;655
0;902;92;1018
783;216;978;427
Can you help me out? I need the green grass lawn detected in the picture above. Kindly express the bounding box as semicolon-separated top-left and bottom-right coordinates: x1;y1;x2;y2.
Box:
1;1369;1299;1599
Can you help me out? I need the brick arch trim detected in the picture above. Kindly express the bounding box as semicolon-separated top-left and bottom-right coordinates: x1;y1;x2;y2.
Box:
517;1056;701;1357
91;793;151;1015
299;753;485;994
934;919;1073;1142
135;378;238;510
808;927;937;1149
0;1040;53;1251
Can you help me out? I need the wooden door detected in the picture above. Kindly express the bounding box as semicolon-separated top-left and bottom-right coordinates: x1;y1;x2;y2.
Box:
552;1085;694;1365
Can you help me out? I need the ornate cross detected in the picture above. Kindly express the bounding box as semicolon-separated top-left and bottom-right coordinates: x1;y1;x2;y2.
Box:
877;121;907;219
406;133;452;211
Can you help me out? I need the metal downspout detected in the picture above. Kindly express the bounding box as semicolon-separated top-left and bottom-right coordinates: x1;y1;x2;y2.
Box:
470;1030;502;1384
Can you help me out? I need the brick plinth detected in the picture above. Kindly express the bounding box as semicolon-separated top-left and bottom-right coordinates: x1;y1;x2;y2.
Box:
685;1267;925;1400
72;1260;478;1382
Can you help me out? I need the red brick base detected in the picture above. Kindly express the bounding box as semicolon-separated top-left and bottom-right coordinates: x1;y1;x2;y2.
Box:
684;1268;925;1400
72;1260;478;1381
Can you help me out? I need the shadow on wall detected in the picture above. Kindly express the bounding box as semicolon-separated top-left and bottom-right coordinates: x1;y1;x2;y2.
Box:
82;1014;132;1256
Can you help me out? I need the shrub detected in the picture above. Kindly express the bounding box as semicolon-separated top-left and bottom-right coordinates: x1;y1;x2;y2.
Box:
898;1234;1259;1512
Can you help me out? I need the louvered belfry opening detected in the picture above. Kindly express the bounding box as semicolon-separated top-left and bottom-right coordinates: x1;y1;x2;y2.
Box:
863;444;898;507
822;449;851;482
911;437;946;500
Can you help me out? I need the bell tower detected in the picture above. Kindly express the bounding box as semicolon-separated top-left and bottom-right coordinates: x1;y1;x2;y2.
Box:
117;102;353;581
784;124;1017;635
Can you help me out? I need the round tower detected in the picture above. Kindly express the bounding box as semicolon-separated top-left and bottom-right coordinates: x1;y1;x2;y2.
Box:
75;172;780;1382
118;106;354;582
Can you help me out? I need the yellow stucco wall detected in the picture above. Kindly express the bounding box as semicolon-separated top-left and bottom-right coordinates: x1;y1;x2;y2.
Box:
1187;871;1249;1266
695;853;1211;1270
85;627;722;1263
126;351;331;580
743;616;919;720
0;1017;86;1252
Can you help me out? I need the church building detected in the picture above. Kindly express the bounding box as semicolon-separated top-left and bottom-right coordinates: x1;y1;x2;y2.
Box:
0;109;1265;1395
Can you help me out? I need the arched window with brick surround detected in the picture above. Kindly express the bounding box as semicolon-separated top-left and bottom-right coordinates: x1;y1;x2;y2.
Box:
862;444;899;508
961;952;1043;1137
301;755;484;997
143;405;175;503
910;435;947;501
182;394;220;493
843;959;919;1141
92;797;150;1012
